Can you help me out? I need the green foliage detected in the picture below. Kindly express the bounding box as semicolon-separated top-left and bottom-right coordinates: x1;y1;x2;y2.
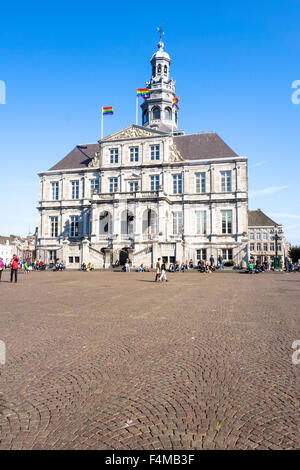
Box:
289;246;300;263
224;260;235;267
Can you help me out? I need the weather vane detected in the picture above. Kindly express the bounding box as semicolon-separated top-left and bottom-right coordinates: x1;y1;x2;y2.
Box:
157;24;165;43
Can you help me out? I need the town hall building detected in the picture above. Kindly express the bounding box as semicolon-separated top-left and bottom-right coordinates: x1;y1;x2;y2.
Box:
37;37;249;269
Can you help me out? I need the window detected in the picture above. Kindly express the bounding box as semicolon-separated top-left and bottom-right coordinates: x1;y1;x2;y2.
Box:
263;232;268;240
222;248;233;260
51;182;59;200
250;243;255;251
173;212;183;235
99;211;112;234
110;148;119;164
150;175;160;191
150;145;160;160
196;211;207;235
70;215;79;237
220;171;232;192
196;249;207;261
130;147;139;162
129;181;138;192
164;65;168;75
152;65;155;76
90;179;100;193
165;107;172;120
173;174;182;194
221;210;232;234
152;107;160;120
263;243;268;251
142;110;148;124
195;173;206;193
278;244;282;252
69;257;73;263
157;64;161;74
250;232;254;240
270;243;275;251
109;178;118;193
71;181;79;200
75;256;80;263
50;216;58;238
256;232;261;240
256;243;261;251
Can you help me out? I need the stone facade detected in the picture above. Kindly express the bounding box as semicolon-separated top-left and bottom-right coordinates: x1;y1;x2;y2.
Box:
37;40;249;269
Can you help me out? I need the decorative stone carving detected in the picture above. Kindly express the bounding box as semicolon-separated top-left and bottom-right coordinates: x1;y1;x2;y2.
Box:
103;126;155;141
88;152;100;168
169;144;184;162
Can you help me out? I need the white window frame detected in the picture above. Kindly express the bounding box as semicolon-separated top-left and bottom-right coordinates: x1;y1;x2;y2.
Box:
150;175;160;191
110;148;119;164
221;210;232;234
196;211;207;235
51;182;59;200
220;171;232;192
172;174;182;194
195;173;206;193
150;145;160;161
70;215;79;237
109;177;118;193
129;181;138;192
130;147;139;162
90;178;100;193
50;216;58;238
71;180;79;200
173;211;183;235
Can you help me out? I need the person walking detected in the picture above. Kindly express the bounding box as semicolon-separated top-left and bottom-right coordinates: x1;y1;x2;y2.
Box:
160;261;168;282
10;254;20;283
218;255;224;270
0;257;5;281
155;258;162;282
210;255;215;268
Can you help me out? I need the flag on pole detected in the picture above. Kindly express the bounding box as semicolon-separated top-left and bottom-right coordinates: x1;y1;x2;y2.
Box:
136;88;150;98
102;106;114;115
172;96;179;107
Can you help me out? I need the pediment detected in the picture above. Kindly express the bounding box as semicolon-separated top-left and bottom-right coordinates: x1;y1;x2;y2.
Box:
101;125;167;142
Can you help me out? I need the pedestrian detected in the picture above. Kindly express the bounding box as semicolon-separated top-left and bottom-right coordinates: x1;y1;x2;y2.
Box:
24;261;30;274
10;254;20;283
155;258;162;281
0;257;5;281
210;255;215;268
218;255;224;270
160;261;168;282
125;258;130;272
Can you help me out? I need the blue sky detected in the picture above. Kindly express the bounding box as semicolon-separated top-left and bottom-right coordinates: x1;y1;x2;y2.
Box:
0;0;300;243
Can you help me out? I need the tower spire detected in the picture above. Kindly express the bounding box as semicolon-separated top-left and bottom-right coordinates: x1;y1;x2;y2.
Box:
140;30;179;133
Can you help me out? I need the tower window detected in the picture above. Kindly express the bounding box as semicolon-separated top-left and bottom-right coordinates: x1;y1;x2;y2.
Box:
165;107;172;120
164;65;168;75
157;64;161;74
142;110;148;124
152;107;160;120
152;65;155;76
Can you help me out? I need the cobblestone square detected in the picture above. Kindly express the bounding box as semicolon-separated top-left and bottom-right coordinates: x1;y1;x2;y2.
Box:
0;270;299;450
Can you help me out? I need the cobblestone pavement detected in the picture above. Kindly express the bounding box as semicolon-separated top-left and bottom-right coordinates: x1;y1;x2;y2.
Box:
0;270;299;450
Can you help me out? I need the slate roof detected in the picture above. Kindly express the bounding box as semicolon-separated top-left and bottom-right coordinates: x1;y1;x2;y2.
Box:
248;210;280;227
173;133;238;160
48;131;239;171
49;144;100;171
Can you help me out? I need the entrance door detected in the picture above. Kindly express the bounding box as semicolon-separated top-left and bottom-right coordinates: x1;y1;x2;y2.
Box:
119;249;129;266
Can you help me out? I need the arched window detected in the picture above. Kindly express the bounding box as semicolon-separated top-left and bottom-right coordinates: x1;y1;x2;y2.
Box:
142;110;148;124
164;65;168;75
99;211;112;235
157;64;161;74
121;210;134;236
152;107;160;120
152;65;156;76
165;107;172;120
175;111;178;124
142;209;158;237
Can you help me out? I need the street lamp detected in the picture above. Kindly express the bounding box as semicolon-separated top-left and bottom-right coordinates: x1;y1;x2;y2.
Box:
270;227;283;270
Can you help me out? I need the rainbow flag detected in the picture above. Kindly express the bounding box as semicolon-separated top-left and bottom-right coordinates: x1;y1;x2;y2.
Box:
102;106;114;115
172;96;179;107
137;88;150;98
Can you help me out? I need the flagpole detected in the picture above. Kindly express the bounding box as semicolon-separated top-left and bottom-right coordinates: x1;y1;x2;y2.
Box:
136;96;138;125
101;107;103;139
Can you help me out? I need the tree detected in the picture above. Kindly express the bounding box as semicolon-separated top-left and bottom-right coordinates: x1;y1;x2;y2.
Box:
289;246;300;263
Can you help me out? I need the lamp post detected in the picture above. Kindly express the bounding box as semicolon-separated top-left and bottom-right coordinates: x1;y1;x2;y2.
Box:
271;227;282;270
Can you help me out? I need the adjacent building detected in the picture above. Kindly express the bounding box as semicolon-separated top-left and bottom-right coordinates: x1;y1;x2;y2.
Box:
37;38;249;269
248;209;290;263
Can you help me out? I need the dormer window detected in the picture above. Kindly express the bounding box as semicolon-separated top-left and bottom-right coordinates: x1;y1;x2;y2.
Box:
152;107;160;120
